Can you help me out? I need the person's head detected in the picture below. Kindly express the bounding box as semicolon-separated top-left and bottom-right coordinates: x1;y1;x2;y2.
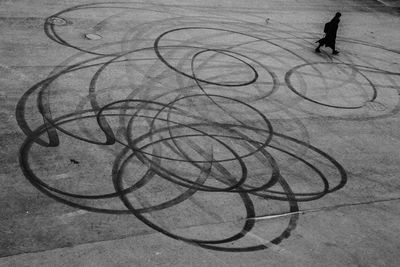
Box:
331;12;341;23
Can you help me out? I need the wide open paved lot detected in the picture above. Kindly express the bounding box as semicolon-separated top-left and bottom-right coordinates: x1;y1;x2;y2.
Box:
1;0;400;266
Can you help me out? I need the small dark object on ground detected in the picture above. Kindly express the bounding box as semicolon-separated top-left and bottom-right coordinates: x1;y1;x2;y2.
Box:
70;159;80;164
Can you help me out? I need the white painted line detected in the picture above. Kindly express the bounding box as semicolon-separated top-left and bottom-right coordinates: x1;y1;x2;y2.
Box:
52;173;71;180
58;210;88;221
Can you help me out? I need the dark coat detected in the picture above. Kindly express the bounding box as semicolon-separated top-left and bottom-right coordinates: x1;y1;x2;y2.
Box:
317;18;340;49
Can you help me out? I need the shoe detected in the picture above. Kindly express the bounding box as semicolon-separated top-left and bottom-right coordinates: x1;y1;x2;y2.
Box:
332;50;339;55
315;48;321;53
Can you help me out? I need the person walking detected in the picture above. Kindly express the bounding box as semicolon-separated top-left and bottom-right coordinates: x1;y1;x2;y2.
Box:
315;12;341;55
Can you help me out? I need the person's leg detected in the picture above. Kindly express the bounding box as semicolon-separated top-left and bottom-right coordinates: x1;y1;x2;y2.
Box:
331;43;339;54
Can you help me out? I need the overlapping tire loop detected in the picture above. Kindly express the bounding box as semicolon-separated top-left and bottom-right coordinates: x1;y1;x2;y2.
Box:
17;2;400;251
